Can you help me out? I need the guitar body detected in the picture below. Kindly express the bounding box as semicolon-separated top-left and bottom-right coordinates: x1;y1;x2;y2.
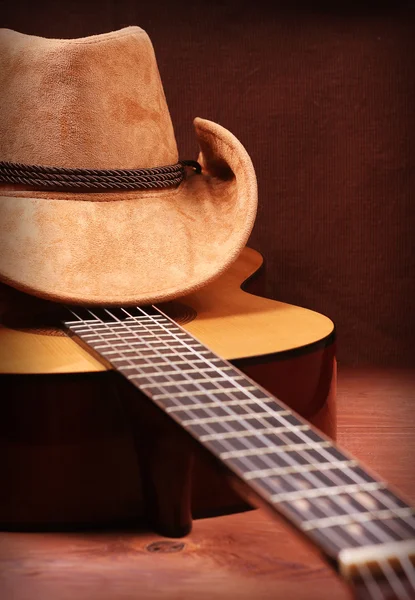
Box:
0;248;336;530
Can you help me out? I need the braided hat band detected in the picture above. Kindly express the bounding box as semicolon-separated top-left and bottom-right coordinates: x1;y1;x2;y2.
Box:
0;160;202;191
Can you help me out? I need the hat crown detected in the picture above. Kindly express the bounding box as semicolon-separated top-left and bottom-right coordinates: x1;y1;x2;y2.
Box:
0;27;178;169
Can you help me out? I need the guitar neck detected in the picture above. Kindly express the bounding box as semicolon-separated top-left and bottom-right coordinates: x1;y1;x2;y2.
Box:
64;304;415;596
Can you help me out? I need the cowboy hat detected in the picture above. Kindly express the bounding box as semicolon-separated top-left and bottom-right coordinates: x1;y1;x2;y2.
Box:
0;26;257;305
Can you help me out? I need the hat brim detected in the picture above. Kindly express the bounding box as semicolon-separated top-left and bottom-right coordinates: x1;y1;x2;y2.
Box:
0;118;257;305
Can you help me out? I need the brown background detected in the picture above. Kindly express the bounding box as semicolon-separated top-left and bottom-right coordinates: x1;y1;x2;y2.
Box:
2;0;414;366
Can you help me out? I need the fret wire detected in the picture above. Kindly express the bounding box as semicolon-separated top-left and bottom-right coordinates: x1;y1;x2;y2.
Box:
220;441;332;460
142;366;234;378
66;306;412;551
355;564;384;600
90;336;197;350
81;328;193;338
400;556;415;592
379;558;413;599
66;319;166;330
138;333;188;338
168;399;278;415
126;360;223;371
65;318;102;324
91;350;192;358
92;343;200;352
112;355;221;365
74;329;188;338
141;376;245;389
99;349;213;358
79;330;186;340
119;361;166;368
271;482;387;504
244;459;359;480
199;424;309;442
152;386;259;400
301;508;415;532
128;361;217;370
141;378;247;390
159;366;234;378
181;411;290;426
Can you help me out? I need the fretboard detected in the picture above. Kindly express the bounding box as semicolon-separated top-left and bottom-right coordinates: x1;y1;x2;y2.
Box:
64;305;415;562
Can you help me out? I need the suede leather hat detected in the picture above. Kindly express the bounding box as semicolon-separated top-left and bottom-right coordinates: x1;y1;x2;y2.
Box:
0;26;257;305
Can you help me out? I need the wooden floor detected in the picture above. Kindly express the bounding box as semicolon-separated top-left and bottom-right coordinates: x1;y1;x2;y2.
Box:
0;367;414;600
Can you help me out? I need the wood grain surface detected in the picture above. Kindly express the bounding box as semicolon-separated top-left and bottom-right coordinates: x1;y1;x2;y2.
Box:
0;367;414;600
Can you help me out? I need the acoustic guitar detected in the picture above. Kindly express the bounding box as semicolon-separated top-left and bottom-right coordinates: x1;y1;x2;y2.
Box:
0;247;414;600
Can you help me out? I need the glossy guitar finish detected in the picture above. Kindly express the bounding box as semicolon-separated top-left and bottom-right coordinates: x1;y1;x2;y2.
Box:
0;247;336;528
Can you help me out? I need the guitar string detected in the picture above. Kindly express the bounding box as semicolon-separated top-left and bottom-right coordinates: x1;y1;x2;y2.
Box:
66;307;414;552
400;556;415;591
364;555;415;599
356;560;414;600
357;563;392;600
356;563;385;600
67;307;356;553
378;558;413;599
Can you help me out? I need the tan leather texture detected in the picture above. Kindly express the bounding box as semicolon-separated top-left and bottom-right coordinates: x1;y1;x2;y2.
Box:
0;27;178;169
0;27;258;304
